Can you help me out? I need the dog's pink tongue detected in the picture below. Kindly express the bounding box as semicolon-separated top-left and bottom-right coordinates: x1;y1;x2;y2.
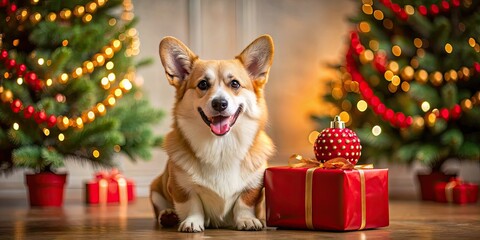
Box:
210;116;232;135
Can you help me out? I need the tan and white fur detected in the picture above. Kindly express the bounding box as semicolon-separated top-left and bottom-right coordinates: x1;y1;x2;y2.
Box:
150;35;275;232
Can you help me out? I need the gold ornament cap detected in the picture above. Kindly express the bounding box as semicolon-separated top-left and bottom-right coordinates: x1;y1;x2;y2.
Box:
330;115;345;129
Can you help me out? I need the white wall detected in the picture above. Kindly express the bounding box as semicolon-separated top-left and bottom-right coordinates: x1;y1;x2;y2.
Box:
1;0;478;201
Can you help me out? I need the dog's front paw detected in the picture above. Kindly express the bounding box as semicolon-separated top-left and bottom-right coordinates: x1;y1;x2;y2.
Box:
235;217;264;231
178;216;205;232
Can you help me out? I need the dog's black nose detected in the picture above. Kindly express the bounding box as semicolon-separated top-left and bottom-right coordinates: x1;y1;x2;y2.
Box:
212;98;228;112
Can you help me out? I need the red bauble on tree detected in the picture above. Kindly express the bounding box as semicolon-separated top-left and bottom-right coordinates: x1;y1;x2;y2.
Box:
6;59;16;69
47;115;57;128
314;116;362;165
0;0;9;8
16;64;26;76
24;105;35;118
24;71;37;85
10;99;22;113
34;111;47;124
0;50;8;60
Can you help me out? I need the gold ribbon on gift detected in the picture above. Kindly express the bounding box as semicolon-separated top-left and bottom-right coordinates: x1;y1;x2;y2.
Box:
118;177;128;205
289;154;372;230
96;169;128;205
99;178;108;205
289;154;373;170
358;169;366;230
445;179;460;203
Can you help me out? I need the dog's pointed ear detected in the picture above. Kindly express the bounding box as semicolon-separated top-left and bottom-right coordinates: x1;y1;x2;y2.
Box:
159;37;197;87
236;35;274;87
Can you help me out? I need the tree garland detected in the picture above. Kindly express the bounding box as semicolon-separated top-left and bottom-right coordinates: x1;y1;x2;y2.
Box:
347;31;479;129
375;0;462;21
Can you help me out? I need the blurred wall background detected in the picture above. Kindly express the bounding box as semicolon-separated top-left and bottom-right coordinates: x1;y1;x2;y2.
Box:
1;0;478;201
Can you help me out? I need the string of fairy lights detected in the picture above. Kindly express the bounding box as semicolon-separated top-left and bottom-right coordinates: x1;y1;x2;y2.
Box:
323;0;479;141
0;0;140;158
4;0;109;31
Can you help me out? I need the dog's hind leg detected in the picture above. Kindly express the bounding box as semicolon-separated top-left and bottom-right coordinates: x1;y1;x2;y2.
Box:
151;191;178;227
151;190;172;219
150;171;178;227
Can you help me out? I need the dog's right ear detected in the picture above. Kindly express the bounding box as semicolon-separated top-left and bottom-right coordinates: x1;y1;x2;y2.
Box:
159;37;197;87
236;35;274;89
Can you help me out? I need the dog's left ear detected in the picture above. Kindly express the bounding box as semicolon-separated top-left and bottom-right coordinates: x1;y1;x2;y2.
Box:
237;35;274;87
159;37;198;88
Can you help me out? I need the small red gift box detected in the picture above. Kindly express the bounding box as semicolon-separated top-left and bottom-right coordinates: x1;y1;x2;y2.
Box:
85;169;136;204
265;162;389;231
434;178;478;204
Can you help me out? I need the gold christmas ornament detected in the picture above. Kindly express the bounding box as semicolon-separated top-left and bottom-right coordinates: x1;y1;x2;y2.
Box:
1;90;13;102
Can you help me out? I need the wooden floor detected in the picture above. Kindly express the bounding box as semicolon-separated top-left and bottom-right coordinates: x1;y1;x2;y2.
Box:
0;197;479;239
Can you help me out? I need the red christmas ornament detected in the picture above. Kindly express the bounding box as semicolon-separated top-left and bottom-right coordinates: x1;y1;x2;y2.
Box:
391;3;401;13
32;79;43;91
394;112;406;127
398;11;408;21
381;0;392;8
7;3;16;14
0;0;9;8
11;99;22;113
440;108;450;120
16;64;26;76
473;62;480;73
24;105;35;118
0;50;8;61
34;111;47;124
430;4;440;15
47;115;57;128
7;59;16;69
405;116;413;127
441;1;450;11
314;116;362;165
451;104;461;119
25;71;37;84
418;5;428;15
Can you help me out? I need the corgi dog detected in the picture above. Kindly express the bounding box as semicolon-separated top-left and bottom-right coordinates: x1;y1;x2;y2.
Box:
150;35;275;232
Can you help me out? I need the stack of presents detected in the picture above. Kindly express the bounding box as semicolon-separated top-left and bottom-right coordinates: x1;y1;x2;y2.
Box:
82;116;477;232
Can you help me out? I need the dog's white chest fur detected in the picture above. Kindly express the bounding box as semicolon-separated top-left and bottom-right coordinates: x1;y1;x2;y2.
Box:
193;161;245;226
174;120;263;226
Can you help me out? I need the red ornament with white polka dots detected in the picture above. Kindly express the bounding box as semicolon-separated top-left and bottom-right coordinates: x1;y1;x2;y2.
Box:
314;115;362;165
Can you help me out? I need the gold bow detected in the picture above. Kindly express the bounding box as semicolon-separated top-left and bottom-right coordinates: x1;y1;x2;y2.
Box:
288;154;373;170
97;169;128;205
445;178;462;203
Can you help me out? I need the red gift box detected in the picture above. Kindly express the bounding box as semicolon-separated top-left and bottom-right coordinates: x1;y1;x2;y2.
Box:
85;169;136;204
434;178;478;204
265;165;389;231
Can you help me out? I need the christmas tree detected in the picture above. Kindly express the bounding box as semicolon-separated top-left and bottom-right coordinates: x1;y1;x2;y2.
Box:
0;0;163;173
312;0;480;171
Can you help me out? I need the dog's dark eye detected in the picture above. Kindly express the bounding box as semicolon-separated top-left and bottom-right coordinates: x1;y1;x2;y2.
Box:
230;80;240;89
197;80;209;90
